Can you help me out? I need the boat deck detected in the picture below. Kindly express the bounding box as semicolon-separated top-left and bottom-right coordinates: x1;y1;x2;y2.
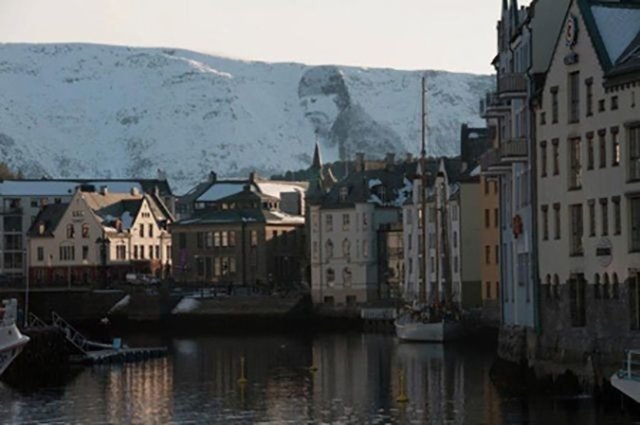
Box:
71;346;168;365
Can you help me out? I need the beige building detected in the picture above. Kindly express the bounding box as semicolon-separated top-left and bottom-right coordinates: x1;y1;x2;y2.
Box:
535;0;640;341
308;153;412;305
27;187;173;285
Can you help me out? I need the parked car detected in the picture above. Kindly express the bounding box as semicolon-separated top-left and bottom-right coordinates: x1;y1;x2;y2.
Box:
126;273;160;285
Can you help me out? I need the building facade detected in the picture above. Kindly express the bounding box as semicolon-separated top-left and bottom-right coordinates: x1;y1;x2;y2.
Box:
27;187;172;285
0;176;173;284
535;0;640;355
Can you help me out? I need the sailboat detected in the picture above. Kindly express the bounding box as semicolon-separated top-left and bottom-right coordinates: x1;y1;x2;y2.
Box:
394;77;464;342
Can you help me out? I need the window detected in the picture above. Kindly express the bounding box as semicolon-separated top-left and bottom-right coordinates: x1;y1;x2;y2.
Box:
196;257;205;277
551;86;559;123
342;214;350;231
554;203;561;240
552;139;560;175
594;274;601;299
630;125;640;181
600;198;608;236
611;96;619;111
613;273;620;299
612;128;620;166
453;231;458;248
484;209;490;228
569;274;586;327
197;232;204;249
485;245;491;265
603;273;610;299
569;204;583;256
568;71;580;123
613;196;621;235
630;195;640;251
149;224;154;238
326;239;334;258
326;268;335;287
540;141;547;177
59;246;75;261
454;256;459;273
155;245;160;259
140;245;145;259
116;245;126;260
229;231;236;247
485;282;492;299
339;186;348;201
139;224;144;238
166;245;171;259
494;208;499;228
586;78;593;116
631;273;640;329
214;232;221;247
82;224;89;238
362;213;368;231
342;238;351;258
599;130;607;169
251;230;258;247
149;245;154;259
362;240;368;258
541;205;549;240
66;224;75;239
588;200;596;237
495;245;499;264
326;214;333;232
37;247;44;262
587;133;594;170
222;231;229;247
598;99;605;112
569;137;582;189
82;246;89;261
343;267;353;287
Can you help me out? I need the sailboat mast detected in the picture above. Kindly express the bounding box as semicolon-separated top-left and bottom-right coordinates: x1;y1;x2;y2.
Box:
419;76;427;304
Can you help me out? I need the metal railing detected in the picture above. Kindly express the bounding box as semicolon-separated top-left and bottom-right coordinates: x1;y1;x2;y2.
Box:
501;138;527;158
618;350;640;381
498;73;527;94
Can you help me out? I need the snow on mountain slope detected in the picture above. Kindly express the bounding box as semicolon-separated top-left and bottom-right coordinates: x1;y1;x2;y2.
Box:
0;43;493;193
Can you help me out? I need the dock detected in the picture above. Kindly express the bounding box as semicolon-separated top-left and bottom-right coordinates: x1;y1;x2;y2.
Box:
71;346;168;365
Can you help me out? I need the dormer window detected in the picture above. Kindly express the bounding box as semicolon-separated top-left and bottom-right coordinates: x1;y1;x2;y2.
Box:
339;187;349;201
377;186;386;201
38;223;45;235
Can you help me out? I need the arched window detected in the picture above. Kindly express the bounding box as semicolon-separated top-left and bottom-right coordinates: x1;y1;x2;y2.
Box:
66;224;75;239
553;274;560;299
603;273;610;299
594;274;601;299
342;238;351;258
612;273;620;299
325;240;334;259
81;224;90;239
343;267;352;287
326;268;335;287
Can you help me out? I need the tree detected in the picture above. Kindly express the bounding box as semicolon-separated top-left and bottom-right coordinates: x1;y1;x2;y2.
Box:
0;162;16;179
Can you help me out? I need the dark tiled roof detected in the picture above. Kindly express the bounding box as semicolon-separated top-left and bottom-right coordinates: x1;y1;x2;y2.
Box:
27;203;69;237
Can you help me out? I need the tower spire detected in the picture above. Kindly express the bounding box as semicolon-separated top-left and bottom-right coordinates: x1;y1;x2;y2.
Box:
312;142;322;170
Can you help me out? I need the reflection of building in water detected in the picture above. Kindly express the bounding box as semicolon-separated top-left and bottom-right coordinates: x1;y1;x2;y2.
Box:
395;344;465;424
311;334;393;413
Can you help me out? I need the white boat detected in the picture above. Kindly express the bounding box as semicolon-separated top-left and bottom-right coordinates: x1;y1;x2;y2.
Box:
0;299;30;377
611;349;640;403
395;313;463;342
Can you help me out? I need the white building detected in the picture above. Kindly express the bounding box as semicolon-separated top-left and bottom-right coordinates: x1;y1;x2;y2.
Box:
0;176;173;284
308;154;412;305
27;187;172;285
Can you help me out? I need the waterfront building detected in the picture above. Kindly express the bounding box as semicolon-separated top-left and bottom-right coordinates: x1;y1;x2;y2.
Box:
535;0;640;357
0;175;173;284
308;153;412;305
171;177;305;289
402;158;482;310
27;186;173;285
480;0;570;329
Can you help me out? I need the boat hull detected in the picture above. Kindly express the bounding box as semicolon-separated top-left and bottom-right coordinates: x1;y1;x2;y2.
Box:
395;319;464;342
611;373;640;403
0;324;30;376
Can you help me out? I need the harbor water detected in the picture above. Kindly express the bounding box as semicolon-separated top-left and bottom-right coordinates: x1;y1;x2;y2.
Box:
0;332;638;424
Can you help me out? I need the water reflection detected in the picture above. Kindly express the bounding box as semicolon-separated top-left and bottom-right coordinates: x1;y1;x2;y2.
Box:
0;333;637;423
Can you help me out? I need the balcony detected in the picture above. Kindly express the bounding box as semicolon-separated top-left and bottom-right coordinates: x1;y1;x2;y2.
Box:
479;92;509;118
500;138;528;161
498;73;527;97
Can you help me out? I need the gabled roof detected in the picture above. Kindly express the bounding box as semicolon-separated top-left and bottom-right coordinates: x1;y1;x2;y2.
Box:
27;203;69;237
0;178;172;197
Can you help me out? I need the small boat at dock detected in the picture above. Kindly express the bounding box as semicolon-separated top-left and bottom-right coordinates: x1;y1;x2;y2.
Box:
0;299;30;376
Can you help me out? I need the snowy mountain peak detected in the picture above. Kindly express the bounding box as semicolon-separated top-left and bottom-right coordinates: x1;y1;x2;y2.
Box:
0;43;493;193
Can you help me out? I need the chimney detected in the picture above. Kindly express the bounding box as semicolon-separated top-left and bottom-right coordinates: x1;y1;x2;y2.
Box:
100;185;108;195
355;153;365;172
385;153;395;170
208;171;217;184
249;171;258;183
157;169;167;181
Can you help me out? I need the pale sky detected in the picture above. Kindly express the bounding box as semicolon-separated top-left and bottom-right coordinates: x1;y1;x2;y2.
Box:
0;0;532;74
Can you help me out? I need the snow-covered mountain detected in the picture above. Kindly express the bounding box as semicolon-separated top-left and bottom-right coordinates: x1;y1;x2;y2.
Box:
0;43;493;193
